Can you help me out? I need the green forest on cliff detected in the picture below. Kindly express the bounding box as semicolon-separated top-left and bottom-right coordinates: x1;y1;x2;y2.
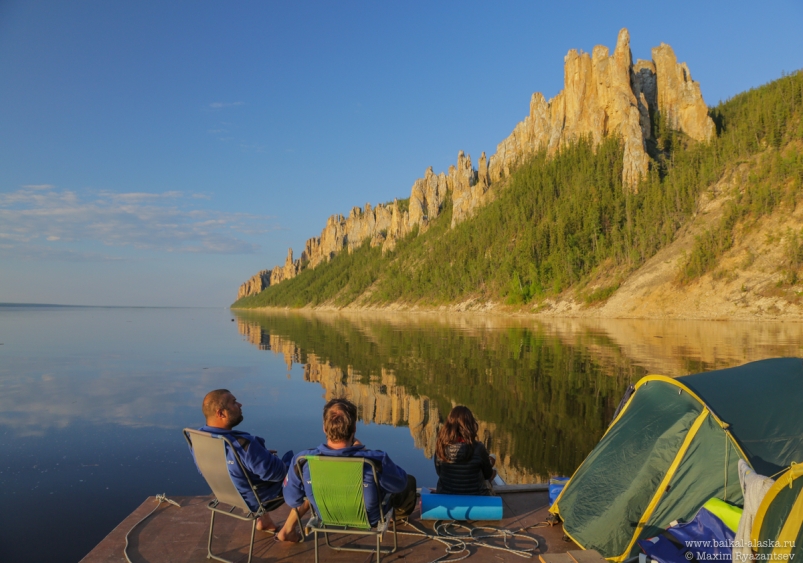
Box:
234;71;803;309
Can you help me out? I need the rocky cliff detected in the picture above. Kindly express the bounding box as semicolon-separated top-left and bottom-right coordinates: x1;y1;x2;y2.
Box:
236;248;301;300
237;29;714;300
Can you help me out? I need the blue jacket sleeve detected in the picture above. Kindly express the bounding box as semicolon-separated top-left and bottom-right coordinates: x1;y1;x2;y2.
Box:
282;453;307;508
241;436;287;484
377;452;408;494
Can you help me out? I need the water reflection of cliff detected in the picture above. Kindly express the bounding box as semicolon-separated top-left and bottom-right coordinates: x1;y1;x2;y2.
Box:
235;311;803;483
236;312;638;483
238;323;540;483
244;326;440;455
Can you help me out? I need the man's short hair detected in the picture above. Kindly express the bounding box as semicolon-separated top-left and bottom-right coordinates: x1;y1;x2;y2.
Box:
202;389;231;420
323;398;357;443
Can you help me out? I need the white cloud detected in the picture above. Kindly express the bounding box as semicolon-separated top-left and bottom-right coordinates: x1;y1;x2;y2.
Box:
0;185;277;260
0;364;255;436
22;184;55;190
239;142;268;153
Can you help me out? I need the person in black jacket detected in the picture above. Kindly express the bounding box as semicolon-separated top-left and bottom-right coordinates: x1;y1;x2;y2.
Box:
434;405;496;495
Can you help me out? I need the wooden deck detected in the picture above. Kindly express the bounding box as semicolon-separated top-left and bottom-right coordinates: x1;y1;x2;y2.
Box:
81;490;578;562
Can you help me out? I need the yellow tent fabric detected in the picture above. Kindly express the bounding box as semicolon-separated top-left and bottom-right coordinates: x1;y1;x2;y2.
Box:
752;464;803;559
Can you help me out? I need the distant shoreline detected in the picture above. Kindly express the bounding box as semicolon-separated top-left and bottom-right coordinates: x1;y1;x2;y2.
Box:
230;303;803;323
0;303;217;309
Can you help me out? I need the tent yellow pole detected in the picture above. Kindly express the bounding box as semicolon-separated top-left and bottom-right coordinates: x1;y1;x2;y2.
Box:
614;409;710;562
772;486;803;557
552;377;643;518
637;376;727;426
556;375;750;560
753;464;803;548
638;376;752;464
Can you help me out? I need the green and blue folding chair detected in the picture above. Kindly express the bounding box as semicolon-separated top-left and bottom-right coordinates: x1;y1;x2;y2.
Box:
295;455;398;563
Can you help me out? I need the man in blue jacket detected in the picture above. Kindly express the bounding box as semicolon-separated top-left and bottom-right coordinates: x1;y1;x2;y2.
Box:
281;398;417;542
195;389;308;536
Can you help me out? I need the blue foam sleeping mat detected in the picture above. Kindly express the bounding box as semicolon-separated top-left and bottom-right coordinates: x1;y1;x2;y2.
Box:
419;490;503;520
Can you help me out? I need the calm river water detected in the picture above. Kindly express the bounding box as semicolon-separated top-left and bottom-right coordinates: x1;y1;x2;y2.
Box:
1;305;802;562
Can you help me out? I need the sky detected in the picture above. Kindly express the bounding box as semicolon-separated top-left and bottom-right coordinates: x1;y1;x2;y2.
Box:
1;1;802;307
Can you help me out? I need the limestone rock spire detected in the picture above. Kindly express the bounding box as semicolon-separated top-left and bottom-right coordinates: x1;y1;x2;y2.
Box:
235;29;717;300
652;43;715;141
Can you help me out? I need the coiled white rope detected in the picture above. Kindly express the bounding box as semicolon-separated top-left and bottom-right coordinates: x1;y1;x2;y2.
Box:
396;518;540;562
123;494;180;563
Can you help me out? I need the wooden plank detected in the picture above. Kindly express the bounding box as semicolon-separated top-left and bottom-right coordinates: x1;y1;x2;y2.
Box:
540;552;576;563
568;549;609;563
494;483;549;493
84;492;577;562
417;483;550;494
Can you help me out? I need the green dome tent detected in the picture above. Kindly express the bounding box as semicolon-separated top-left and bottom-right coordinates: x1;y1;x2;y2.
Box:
550;358;803;561
751;463;803;561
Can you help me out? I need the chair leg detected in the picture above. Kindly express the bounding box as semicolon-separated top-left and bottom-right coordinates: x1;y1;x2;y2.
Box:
293;507;306;543
206;508;240;563
208;510;216;559
246;518;256;563
314;530;319;563
377;532;381;563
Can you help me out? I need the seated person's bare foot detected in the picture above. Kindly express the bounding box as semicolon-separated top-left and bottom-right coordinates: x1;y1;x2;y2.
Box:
256;513;277;532
276;525;301;543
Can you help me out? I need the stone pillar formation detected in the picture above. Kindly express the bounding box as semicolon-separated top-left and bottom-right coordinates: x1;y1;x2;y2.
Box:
237;29;715;300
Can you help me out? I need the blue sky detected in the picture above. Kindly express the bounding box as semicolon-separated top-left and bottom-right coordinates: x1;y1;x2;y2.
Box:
1;1;801;306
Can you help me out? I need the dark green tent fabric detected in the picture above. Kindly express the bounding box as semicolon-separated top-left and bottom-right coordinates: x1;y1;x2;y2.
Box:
551;358;803;561
680;357;803;475
552;377;745;559
645;412;743;539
